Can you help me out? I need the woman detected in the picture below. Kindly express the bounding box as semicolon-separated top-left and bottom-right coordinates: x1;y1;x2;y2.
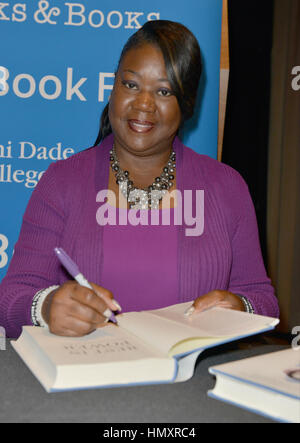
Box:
0;20;279;338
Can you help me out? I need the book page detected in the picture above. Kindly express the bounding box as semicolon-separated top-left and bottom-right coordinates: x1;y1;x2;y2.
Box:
118;304;278;356
118;311;197;355
149;304;279;336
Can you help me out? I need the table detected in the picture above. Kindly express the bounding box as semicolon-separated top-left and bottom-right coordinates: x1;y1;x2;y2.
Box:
0;339;287;423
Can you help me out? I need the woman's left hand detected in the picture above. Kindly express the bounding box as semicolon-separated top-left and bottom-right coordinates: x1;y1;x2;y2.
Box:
185;290;245;316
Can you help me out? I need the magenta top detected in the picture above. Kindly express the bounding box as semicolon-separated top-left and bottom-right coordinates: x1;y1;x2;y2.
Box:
0;135;280;338
101;207;178;312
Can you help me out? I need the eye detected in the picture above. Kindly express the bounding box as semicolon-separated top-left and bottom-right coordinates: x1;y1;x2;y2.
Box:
158;88;172;97
122;80;138;90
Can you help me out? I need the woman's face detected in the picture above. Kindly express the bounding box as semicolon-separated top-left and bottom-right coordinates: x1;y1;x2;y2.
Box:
109;44;181;158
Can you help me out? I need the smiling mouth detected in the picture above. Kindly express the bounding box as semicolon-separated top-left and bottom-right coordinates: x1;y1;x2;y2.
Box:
128;119;155;133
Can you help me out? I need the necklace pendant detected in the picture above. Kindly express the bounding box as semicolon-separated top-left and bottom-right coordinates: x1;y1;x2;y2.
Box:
128;188;149;209
149;189;163;210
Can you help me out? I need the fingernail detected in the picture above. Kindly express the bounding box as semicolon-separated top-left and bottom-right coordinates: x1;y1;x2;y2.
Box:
112;299;122;312
103;308;118;324
103;308;114;319
184;306;195;317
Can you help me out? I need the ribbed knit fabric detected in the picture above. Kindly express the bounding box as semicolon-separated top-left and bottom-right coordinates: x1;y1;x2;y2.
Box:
0;135;279;338
101;207;178;312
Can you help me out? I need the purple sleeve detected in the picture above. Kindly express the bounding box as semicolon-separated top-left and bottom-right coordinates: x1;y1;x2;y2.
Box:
226;169;279;318
0;163;65;338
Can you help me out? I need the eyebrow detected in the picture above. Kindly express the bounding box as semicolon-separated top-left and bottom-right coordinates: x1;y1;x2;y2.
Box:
122;69;170;83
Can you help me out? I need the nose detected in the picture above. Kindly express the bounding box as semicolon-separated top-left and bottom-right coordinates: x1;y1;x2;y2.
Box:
133;90;156;113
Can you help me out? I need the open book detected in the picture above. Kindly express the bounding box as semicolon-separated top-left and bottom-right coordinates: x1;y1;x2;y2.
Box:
12;302;279;392
208;348;300;423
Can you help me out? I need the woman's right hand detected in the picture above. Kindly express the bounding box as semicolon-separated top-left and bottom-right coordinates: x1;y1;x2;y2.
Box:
41;281;121;337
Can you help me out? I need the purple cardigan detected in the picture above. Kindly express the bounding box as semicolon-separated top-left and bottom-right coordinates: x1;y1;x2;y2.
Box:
0;135;279;337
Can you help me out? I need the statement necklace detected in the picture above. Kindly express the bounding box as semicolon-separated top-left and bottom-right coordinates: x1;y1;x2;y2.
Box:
110;145;176;210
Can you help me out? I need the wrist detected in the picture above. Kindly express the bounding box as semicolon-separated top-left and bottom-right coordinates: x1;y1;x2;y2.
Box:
41;288;59;324
236;294;255;314
31;285;59;327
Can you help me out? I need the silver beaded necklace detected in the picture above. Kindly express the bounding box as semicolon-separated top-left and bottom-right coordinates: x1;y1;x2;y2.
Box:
110;145;176;210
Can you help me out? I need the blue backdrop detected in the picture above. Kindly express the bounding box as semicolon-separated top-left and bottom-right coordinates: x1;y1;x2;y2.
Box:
0;0;222;281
